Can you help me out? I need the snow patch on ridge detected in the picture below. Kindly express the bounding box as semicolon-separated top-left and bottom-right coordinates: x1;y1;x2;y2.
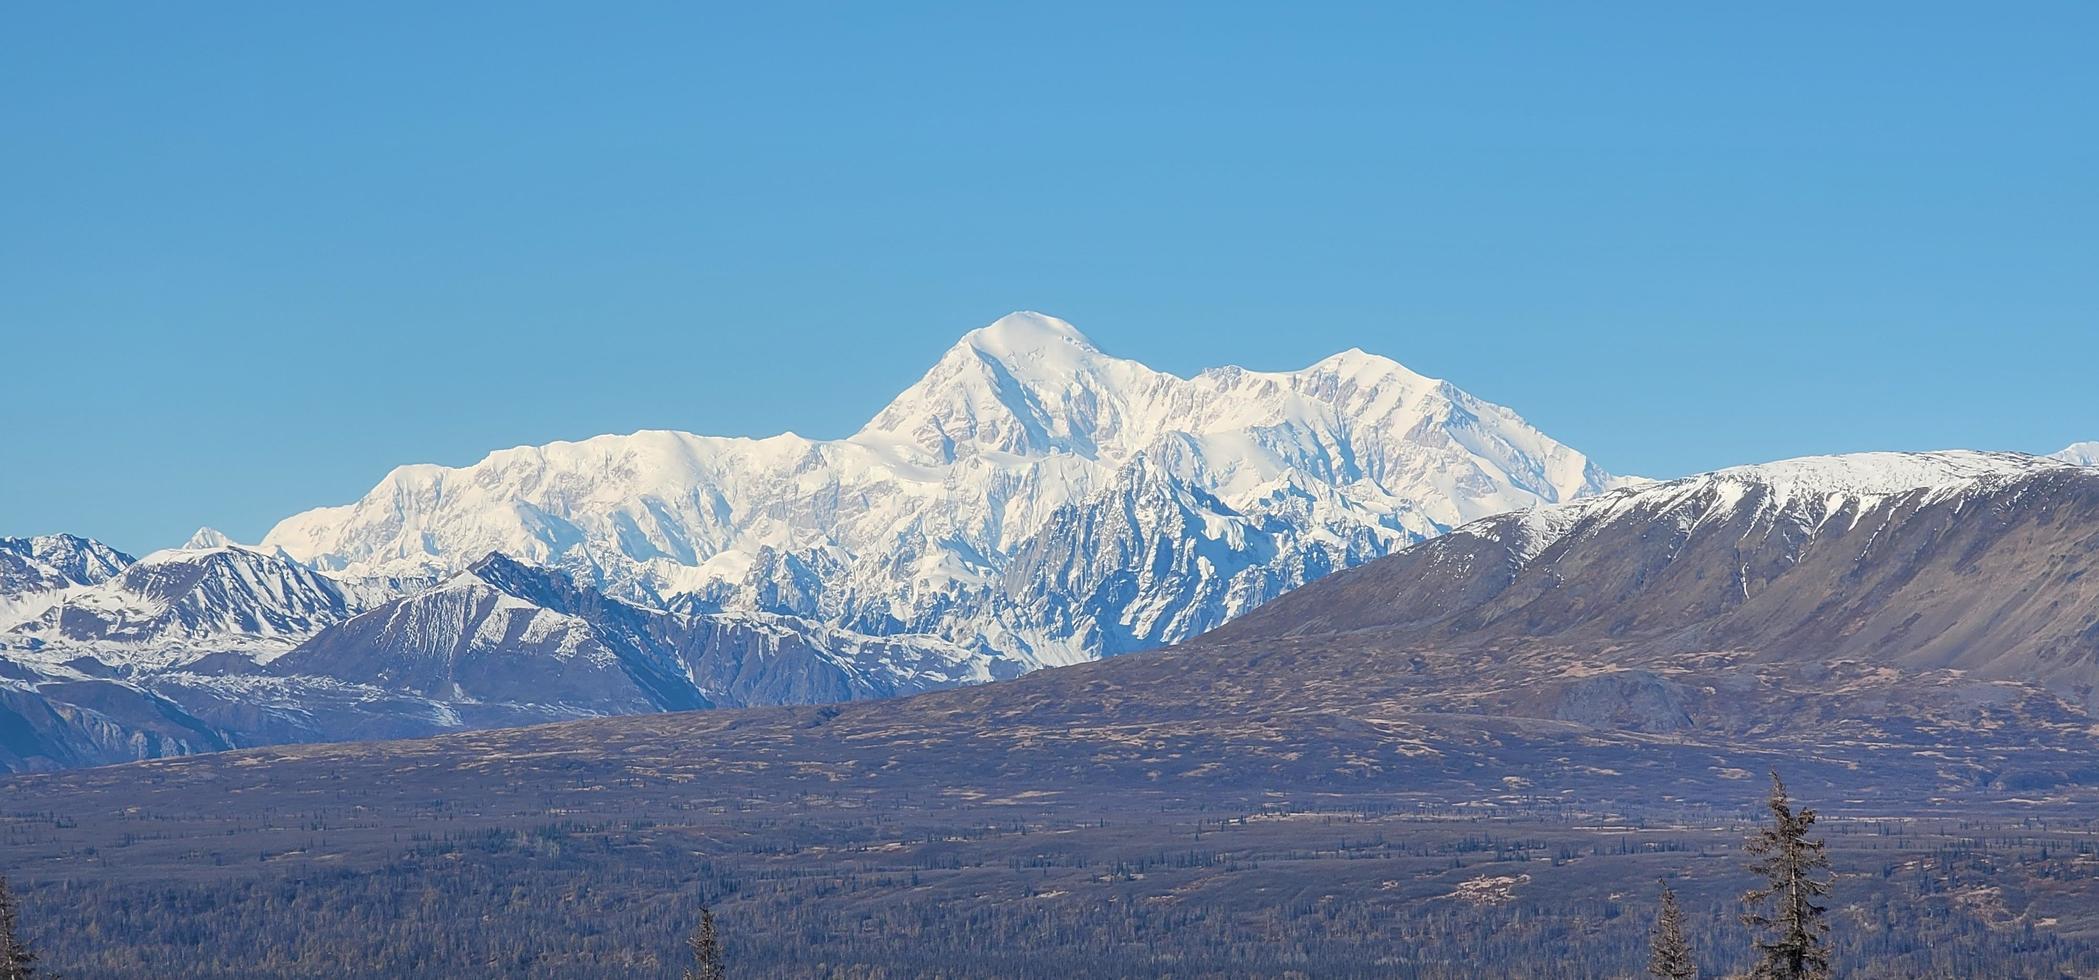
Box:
1703;450;2065;501
1463;450;2077;573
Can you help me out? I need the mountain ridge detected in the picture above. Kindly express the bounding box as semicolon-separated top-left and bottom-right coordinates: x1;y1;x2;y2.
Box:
260;312;1625;668
1206;448;2099;716
0;445;2093;778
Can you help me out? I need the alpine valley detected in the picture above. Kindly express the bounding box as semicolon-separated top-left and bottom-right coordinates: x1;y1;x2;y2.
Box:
0;312;1630;771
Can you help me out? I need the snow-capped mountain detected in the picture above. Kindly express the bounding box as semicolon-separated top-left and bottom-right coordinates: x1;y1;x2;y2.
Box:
263;312;1626;668
5;444;2087;775
268;553;994;729
180;526;239;550
0;313;1633;771
0;540;1003;771
271;559;688;721
2053;442;2099;466
0;541;394;670
0;534;135;596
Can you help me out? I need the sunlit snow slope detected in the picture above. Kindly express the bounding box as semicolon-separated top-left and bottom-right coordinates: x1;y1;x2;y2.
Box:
265;312;1628;668
2053;442;2099;467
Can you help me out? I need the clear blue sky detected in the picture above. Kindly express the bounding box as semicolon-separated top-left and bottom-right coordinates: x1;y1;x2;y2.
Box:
4;3;2094;554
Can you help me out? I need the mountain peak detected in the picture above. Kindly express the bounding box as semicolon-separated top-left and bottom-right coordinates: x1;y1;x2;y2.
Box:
182;526;237;551
465;550;568;598
855;312;1151;462
457;551;623;620
960;311;1098;360
0;533;137;593
1302;346;1433;387
467;550;534;578
270;311;1620;667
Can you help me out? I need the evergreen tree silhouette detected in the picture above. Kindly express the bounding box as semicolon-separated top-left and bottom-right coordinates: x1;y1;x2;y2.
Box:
683;905;725;980
1648;880;1697;979
1741;772;1832;979
0;875;37;980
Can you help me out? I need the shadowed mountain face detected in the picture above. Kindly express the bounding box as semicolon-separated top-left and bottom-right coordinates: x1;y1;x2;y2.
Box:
266;553;997;725
1205;451;2099;717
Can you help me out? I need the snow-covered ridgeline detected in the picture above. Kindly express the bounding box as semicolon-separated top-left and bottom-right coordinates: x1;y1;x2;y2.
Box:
1455;449;2083;566
0;538;397;670
261;312;1628;666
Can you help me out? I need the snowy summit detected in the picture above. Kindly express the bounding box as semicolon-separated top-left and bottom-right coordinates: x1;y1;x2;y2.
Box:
261;312;1627;667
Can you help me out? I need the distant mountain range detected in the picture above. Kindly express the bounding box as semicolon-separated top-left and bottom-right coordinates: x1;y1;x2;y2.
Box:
23;448;2099;812
0;313;2091;774
8;314;2099;980
0;534;131;595
450;445;2099;805
261;312;1626;668
0;313;1633;770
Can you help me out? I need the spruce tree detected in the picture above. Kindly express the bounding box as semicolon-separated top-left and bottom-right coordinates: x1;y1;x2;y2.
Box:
683;905;725;980
1741;771;1832;979
0;875;36;980
1648;880;1697;979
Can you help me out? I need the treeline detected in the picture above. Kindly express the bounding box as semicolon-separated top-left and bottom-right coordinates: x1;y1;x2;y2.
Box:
3;772;2094;978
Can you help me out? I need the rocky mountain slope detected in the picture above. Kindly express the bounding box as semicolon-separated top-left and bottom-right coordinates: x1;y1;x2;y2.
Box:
1185;449;2099;738
261;312;1625;667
